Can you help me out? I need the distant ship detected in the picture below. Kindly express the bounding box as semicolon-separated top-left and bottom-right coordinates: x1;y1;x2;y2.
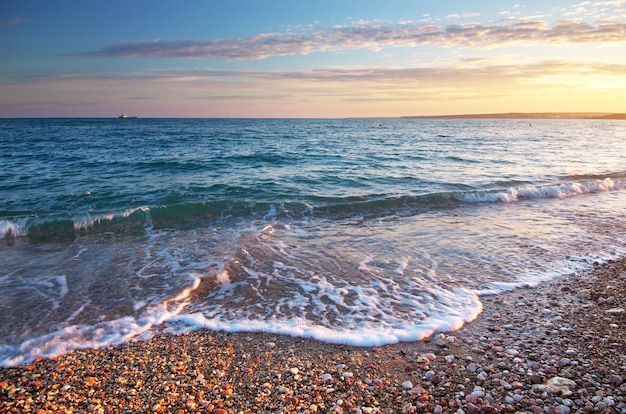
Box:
118;114;138;119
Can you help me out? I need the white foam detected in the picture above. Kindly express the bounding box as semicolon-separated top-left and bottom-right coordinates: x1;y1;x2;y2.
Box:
167;285;483;347
0;315;157;368
358;256;373;272
65;302;90;324
263;204;277;220
476;250;625;296
462;177;622;204
0;218;27;238
25;275;68;310
73;206;152;231
215;270;230;285
395;257;410;275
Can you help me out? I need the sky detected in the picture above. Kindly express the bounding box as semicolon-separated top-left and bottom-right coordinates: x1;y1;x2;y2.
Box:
1;0;626;118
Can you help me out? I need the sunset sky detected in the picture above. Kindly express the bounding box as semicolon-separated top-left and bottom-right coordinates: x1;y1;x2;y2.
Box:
2;0;626;118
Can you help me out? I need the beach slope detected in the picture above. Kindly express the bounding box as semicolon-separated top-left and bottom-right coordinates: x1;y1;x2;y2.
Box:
1;259;625;413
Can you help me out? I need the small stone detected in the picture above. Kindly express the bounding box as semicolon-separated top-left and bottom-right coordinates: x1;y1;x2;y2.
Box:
532;377;577;396
416;356;430;364
409;385;427;397
423;352;437;361
471;388;485;398
402;380;413;389
289;367;299;375
466;393;480;404
608;374;623;385
321;373;333;381
466;402;480;414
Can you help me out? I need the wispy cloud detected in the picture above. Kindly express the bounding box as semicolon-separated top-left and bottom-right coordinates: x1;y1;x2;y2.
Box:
20;58;626;86
65;17;626;61
5;57;625;117
0;17;23;27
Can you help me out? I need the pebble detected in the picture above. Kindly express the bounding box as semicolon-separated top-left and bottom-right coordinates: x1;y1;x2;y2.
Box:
466;363;478;373
423;352;437;361
434;333;446;347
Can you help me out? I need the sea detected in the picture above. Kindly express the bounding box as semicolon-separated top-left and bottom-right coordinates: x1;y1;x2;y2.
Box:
1;117;625;367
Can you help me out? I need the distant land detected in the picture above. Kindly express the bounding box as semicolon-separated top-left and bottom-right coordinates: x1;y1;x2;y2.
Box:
402;112;626;120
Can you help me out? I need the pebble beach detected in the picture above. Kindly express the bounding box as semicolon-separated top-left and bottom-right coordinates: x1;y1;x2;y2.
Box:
1;258;625;414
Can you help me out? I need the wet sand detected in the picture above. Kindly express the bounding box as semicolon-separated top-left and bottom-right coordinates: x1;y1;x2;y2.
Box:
1;259;625;413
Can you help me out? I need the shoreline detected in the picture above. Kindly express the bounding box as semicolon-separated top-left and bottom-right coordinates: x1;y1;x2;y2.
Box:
1;259;625;413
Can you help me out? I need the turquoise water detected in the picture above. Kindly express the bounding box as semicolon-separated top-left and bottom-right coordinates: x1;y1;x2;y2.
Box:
1;118;625;366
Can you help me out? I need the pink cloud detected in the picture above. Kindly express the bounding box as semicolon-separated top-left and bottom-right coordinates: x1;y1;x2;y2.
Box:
65;19;626;61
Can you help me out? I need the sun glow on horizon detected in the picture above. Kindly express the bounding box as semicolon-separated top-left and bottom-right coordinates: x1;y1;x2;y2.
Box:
1;1;625;117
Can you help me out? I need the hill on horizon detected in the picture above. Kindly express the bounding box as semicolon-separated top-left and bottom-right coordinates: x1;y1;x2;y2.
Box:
402;112;626;120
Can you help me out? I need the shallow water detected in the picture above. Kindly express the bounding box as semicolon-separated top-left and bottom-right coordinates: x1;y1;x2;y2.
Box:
1;118;625;366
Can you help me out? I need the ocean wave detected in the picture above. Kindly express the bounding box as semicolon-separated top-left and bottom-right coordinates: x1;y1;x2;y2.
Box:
2;174;624;242
0;207;153;242
460;176;624;204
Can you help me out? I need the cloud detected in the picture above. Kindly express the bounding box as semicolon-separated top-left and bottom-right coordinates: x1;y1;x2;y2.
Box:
0;17;23;27
21;58;626;88
65;17;626;61
5;58;626;117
